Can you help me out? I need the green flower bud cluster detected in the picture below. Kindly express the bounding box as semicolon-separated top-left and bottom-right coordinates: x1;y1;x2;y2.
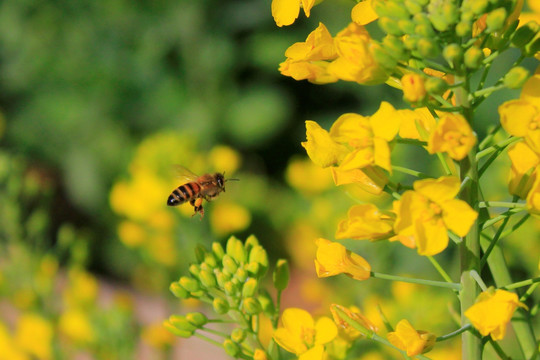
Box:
167;235;287;358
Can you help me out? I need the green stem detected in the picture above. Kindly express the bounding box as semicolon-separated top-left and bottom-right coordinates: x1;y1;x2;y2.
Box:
472;84;506;98
370;272;461;291
478;201;525;209
427;256;454;284
392;165;432;179
488;338;512;360
470;270;488;291
481;210;528;230
478;124;502;150
395;139;427;146
436;324;472;342
194;332;225;347
475;136;520;160
520;282;539;302
501;277;540;291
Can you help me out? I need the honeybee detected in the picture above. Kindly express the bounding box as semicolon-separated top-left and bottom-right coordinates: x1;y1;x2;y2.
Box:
167;166;238;217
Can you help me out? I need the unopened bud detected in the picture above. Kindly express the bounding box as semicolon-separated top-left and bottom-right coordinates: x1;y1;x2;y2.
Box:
379;17;403;36
525;37;540;57
417;38;440;58
385;1;411;18
179;276;200;293
222;254;239;274
383;35;408;61
404;0;423;15
194;245;207;263
371;43;398;70
244;234;260;253
486;8;507;33
226;236;246;264
213;297;230;314
254;349;269;360
258;290;276;316
211;242;225;261
398;19;416;34
443;43;463;66
415;23;436;38
223;339;240;357
273;259;290;291
215;270;229;288
401;73;426;103
224;281;238;296
163;319;193;338
470;0;488;15
503;66;530;89
235;268;248;283
204;253;217;268
464;46;484;68
248;245;269;277
427;1;458;32
242;278;258;298
199;269;217;288
419;331;437;353
403;34;419;50
170;281;190;299
242;297;263;315
231;328;247;343
245;262;260;277
189;264;201;278
186;312;208;327
168;315;196;334
512;21;540;48
425;77;448;95
456;21;472;37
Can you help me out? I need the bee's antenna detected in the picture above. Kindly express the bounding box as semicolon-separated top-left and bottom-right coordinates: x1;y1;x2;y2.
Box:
226;178;240;182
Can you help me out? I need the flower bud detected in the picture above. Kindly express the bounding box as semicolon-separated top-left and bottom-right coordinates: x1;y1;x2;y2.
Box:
189;264;201;278
216;270;230;288
398;19;416;34
213;297;230;314
258;290;276;316
419;331;437;353
456;21;472;37
242;278;258;298
245;262;260;277
235;268;248;283
254;349;269;360
248;245;269;277
211;242;225;261
231;328;247;343
404;0;423;15
443;43;463;66
163;319;193;338
194;245;207;263
464;46;484;68
469;0;488;15
168;315;196;334
379;17;403;36
273;259;290;291
512;21;540;48
199;262;213;273
179;276;200;293
226;236;247;264
417;38;440;58
383;35;408;61
170;281;190;299
224;281;238;296
222;254;239;274
385;1;411;18
199;269;217;288
223;339;240;357
204;253;218;268
415;23;436;38
503;66;530;89
427;0;458;32
425;77;448;95
403;34;419;50
244;234;260;253
486;8;507;33
370;43;398;70
186;312;208;327
401;73;426;103
525;37;540;57
242;297;263;315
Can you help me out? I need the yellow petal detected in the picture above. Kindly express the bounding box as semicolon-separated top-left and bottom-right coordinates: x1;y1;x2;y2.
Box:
298;345;324;360
415;216;449;255
372;137;392;172
314;317;338;345
440;199;478;237
398;108;436;140
331;166;388;195
335;203;394;240
301;0;316;17
526;174;540;215
273;328;307;354
499;99;537;137
339;148;374;170
427;112;476;160
315;238;371;280
387;319;426;357
330;113;372;143
272;0;301;27
370;101;401;141
351;0;378;25
302;121;348;167
521;74;540;107
401;73;427;103
413;176;460;202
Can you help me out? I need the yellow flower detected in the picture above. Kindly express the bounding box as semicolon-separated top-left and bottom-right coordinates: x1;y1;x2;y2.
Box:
427;112;477;160
59;309;95;344
331;166;388;195
393;176;478;255
0;322;28;360
272;0;316;27
208;145;241;175
507;141;539;198
330;304;378;341
302;121;349;168
387;319;436;357
499;74;540;153
335;204;395;240
273;308;337;360
327;23;388;85
526;173;540;214
63;269;98;308
286;157;333;194
314;238;371;280
118;221;146;247
465;288;528;340
15;314;53;360
253;349;269;360
401;74;426;103
209;201;251;236
351;0;378;25
141;322;175;349
398;108;436;141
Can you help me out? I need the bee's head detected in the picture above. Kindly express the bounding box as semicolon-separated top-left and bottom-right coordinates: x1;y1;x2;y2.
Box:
215;172;226;190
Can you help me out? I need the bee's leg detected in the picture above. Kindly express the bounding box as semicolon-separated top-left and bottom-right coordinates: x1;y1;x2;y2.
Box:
190;198;204;218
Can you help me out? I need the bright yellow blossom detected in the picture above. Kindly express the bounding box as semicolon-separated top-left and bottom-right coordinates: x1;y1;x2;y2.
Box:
272;0;316;27
398;108;436;141
15;313;53;360
0;322;28;360
327;23;388;85
314;238;371;280
286;157;333;194
427;112;476;160
465;288;528;340
526;173;540;214
393;176;478;255
387;319;436;357
507;141;539;198
499;74;540;153
253;348;269;360
401;74;426;103
335;204;395;240
59;309;95;344
351;0;378;25
330;304;378;340
210;201;251;236
302;121;349;168
331;166;388;195
273;308;337;360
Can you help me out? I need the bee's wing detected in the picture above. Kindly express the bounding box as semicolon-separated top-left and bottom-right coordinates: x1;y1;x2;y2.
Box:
174;165;200;183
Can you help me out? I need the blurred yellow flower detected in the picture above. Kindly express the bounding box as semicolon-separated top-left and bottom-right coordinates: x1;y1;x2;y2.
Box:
141;322;175;349
59;309;95;344
286;157;333;194
314;238;371;280
15;314;53;360
507;141;539;198
393;176;478;255
335;203;395;241
387;319;436;357
428;112;476;160
146;234;177;266
327;23;388;85
208;145;241;175
273;308;337;360
330;304;378;340
302;121;349;168
271;0;316;27
465;288;527;340
253;348;269;360
398;108;436;141
210;201;251;236
63;269;98;308
118;221;146;247
401;74;426;103
0;322;28;360
351;0;378;25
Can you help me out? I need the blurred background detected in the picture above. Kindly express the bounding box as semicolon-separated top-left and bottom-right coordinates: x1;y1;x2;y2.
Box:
0;0;538;359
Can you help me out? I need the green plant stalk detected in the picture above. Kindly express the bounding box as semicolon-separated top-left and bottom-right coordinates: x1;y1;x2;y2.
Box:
455;75;482;360
370;272;461;290
502;277;540;291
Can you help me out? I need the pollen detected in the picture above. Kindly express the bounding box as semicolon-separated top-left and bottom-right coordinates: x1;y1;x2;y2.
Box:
300;326;315;347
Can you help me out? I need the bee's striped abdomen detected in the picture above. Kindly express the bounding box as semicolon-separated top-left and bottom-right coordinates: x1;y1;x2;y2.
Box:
167;182;201;206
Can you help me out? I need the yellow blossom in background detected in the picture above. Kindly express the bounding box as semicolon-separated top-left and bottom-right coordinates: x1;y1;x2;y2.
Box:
141;322;175;349
507;141;539;198
398;108;436;141
465;288;528;340
302;120;349;167
286;157;333;194
286;220;320;270
210;201;251;236
273;308;337;360
387;319;436;357
330;304;378;341
118;221;146;247
208;145;241;175
351;0;378;25
331;166;388;195
427;112;476;160
253;348;269;360
335;203;395;240
271;0;316;27
59;309;95;344
0;322;28;360
393;176;478;255
499;74;540;153
314;238;371;280
14;313;53;360
401;74;426;103
327;23;388;85
146;234;177;266
63;269;98;308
